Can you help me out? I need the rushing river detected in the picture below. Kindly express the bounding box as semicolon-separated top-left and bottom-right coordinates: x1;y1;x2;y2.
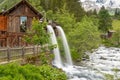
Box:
47;25;120;80
65;47;120;80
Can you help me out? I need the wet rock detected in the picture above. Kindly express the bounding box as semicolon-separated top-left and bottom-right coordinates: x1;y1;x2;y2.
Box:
100;56;107;60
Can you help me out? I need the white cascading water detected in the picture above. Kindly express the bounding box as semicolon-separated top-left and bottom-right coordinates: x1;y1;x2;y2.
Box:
47;25;120;80
56;26;73;66
47;25;63;68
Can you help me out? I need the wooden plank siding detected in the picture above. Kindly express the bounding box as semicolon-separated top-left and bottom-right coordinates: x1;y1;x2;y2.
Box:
0;16;7;31
0;0;42;47
7;4;38;32
7;16;20;32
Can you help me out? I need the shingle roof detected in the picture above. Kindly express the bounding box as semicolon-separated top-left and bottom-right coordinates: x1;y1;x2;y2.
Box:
0;0;42;18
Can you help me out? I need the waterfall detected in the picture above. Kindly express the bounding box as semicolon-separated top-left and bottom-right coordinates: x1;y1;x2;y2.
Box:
56;26;73;66
47;25;106;80
47;25;63;68
47;25;73;66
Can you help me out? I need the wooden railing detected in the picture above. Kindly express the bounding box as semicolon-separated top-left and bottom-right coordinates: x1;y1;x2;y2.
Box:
0;46;41;63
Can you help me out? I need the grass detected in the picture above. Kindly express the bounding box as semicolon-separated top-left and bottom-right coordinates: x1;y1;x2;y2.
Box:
112;19;120;30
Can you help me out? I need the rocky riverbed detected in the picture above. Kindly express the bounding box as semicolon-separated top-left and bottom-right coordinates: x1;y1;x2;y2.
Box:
64;47;120;80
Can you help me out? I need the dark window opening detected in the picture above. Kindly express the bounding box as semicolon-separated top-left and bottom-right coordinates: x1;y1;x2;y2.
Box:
20;16;27;32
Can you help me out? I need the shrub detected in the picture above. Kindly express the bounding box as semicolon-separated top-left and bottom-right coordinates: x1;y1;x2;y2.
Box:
0;63;67;80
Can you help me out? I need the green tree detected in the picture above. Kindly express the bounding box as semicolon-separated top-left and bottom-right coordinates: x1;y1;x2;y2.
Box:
46;6;76;35
65;0;86;21
24;19;49;47
0;0;19;12
114;8;120;20
28;0;43;11
86;10;94;16
98;6;112;33
68;16;101;61
93;9;97;15
24;18;55;65
102;19;120;48
40;0;85;21
115;8;119;17
24;18;49;52
0;0;85;21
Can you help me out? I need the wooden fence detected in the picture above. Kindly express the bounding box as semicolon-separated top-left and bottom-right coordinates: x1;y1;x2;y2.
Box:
0;46;41;63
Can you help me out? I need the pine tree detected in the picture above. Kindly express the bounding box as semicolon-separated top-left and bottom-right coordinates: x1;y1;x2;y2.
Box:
65;0;86;21
93;9;97;15
98;6;112;33
115;8;119;17
114;8;120;20
40;0;85;21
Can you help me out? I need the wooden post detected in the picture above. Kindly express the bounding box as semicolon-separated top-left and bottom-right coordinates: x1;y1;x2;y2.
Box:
22;47;25;59
7;47;10;62
33;46;35;56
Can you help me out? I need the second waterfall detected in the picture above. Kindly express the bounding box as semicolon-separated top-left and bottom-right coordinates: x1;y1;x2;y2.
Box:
56;26;73;66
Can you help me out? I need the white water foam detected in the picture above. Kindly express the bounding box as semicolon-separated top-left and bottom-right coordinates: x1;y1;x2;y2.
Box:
56;26;73;66
48;25;120;80
47;25;63;68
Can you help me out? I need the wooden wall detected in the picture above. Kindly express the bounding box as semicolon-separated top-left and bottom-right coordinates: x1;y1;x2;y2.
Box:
0;1;42;47
7;4;39;32
0;16;7;31
7;16;20;32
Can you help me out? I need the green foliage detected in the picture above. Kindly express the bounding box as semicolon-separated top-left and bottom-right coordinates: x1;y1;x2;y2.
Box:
98;6;112;33
102;37;120;48
112;19;120;30
24;18;56;65
102;20;120;47
0;0;3;3
39;65;67;80
57;37;66;59
40;0;65;13
46;8;101;61
0;0;85;21
65;0;86;21
0;0;19;11
103;68;120;80
46;6;76;34
106;30;120;47
0;0;43;12
111;20;120;47
54;7;76;34
112;68;120;73
0;63;67;80
68;16;101;61
24;18;49;46
32;19;49;46
39;52;54;65
40;0;85;21
28;0;43;11
114;8;120;20
104;74;114;80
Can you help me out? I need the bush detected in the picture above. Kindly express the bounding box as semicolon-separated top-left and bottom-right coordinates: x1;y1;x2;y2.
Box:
0;63;67;80
68;16;101;61
103;19;120;47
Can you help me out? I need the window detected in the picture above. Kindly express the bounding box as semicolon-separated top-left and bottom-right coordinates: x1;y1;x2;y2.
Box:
20;16;27;32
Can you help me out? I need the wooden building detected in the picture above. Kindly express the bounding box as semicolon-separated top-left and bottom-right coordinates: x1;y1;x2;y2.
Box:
0;0;42;47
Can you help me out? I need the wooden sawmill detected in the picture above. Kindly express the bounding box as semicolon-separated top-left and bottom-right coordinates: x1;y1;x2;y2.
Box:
0;0;42;47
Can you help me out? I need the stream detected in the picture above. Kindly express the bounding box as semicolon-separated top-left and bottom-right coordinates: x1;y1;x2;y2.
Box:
64;46;120;80
47;25;120;80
